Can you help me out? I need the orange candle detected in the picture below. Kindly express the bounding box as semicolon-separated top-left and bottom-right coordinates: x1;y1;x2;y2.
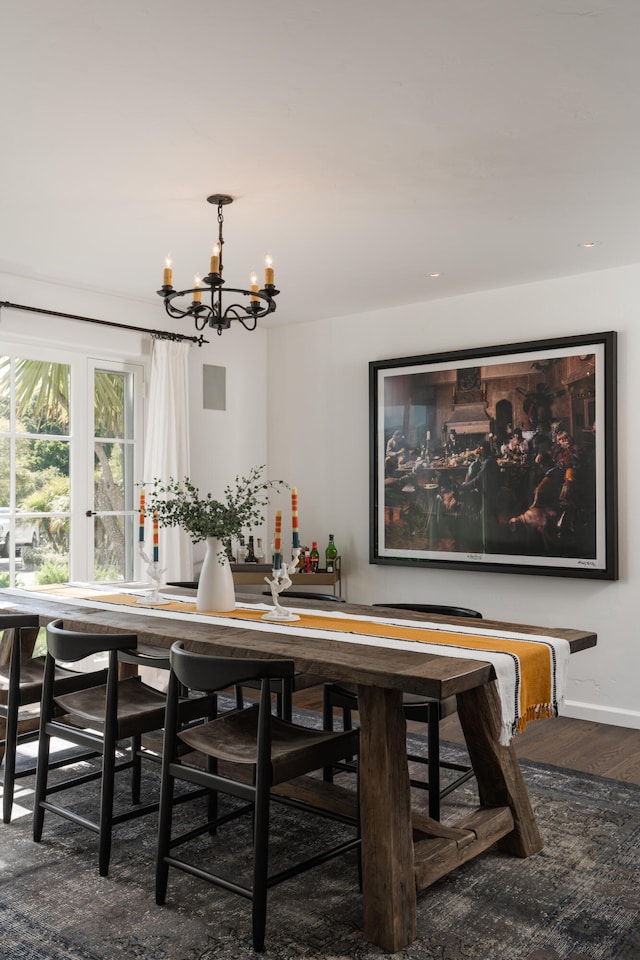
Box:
163;254;172;287
210;242;220;275
250;271;259;303
264;254;274;286
139;491;145;542
153;511;159;562
273;509;282;571
193;274;202;303
291;488;299;548
274;509;282;552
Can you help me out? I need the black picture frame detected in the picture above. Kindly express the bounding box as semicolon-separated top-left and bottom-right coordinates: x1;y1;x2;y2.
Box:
370;332;618;580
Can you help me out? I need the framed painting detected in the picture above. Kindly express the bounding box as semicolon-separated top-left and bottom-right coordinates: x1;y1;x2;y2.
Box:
370;332;618;580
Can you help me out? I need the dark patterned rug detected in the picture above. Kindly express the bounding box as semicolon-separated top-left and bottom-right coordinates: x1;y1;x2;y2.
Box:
1;728;639;960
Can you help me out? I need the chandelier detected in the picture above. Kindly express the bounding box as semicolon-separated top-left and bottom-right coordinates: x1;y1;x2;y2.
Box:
157;194;279;336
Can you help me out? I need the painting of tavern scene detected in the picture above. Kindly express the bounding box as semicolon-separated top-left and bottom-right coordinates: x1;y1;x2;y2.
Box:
380;350;600;568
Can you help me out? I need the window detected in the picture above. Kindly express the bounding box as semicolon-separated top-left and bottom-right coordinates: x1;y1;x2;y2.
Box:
90;363;141;582
0;347;143;589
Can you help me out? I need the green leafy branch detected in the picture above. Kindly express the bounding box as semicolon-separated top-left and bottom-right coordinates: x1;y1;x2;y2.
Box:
143;465;287;547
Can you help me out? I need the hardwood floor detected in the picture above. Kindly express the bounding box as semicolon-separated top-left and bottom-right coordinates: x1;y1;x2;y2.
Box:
439;712;640;786
294;688;640;787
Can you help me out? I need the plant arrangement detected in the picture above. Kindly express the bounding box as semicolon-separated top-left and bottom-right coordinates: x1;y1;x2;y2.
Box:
144;465;286;556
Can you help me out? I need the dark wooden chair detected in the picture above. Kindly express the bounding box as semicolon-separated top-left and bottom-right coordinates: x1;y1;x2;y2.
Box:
156;642;360;952
0;613;107;824
261;590;345;603
323;603;482;820
33;619;173;875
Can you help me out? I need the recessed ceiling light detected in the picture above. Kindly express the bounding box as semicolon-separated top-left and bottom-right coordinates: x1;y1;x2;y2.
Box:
428;272;441;278
579;241;601;248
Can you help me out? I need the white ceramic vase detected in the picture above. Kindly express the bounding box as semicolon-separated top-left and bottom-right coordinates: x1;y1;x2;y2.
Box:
197;537;235;612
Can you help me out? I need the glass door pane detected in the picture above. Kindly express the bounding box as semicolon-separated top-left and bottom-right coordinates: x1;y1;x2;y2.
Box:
0;354;71;588
91;367;139;582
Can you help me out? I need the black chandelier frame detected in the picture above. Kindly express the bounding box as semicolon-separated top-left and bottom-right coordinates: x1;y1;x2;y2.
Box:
157;194;279;336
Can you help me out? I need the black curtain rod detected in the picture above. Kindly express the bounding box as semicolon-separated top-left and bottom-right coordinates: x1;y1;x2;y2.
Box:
0;300;208;346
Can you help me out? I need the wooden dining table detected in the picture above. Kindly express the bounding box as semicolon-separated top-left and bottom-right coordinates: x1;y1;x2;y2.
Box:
0;588;596;953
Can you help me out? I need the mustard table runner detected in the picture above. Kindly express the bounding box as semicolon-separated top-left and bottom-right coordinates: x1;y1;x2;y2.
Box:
93;592;569;744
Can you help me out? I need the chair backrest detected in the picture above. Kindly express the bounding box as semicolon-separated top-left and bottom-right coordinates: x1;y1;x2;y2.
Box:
0;613;40;667
373;603;483;619
169;641;295;694
46;619;171;669
0;614;40;631
261;590;345;603
46;618;139;662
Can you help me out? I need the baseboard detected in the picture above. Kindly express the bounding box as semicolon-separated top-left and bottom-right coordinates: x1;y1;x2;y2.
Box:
563;699;640;730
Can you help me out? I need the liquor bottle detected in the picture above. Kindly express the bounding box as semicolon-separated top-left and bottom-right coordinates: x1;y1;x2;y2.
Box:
245;536;258;563
325;534;338;574
310;541;320;573
304;547;311;573
255;537;265;562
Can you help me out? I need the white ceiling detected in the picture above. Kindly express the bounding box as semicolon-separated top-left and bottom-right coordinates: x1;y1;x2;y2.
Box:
1;1;639;328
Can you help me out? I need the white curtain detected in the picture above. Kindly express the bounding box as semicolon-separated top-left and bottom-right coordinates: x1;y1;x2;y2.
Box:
143;337;192;582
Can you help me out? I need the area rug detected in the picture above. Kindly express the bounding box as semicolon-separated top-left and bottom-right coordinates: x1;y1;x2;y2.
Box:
1;734;639;960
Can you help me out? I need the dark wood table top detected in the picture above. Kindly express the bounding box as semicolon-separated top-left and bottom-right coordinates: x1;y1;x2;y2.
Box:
0;589;596;702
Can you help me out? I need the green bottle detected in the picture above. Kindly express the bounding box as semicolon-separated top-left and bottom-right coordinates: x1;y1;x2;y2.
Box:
245;536;258;563
325;534;338;573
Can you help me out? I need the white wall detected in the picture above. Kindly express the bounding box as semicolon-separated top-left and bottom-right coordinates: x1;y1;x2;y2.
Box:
0;272;154;360
187;324;268;571
266;263;639;729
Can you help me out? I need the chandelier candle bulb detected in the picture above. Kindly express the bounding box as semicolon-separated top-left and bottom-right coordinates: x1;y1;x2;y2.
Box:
153;512;159;562
163;255;173;287
139;491;145;542
210;243;220;275
250;272;259;303
265;255;274;286
291;487;299;548
193;275;202;303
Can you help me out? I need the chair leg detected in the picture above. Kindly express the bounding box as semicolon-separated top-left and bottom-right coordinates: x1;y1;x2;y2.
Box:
207;755;218;834
131;733;142;805
252;777;270;952
2;690;19;824
322;686;335;783
156;767;175;904
427;703;441;821
342;707;353;732
356;759;362;894
98;735;116;877
33;723;52;842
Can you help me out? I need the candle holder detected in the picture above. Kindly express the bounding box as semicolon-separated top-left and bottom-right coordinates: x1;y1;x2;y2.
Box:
137;543;168;606
261;547;301;622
